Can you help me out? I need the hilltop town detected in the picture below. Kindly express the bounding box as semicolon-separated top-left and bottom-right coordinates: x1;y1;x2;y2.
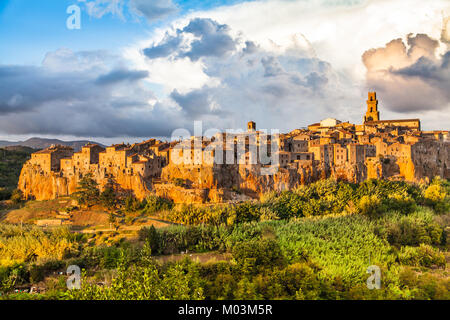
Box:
18;92;450;204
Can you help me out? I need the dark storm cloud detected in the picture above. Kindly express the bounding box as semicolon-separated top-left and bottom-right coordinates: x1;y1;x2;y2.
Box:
394;52;450;82
0;65;96;115
363;33;450;113
182;18;236;61
95;69;149;85
143;18;237;62
143;34;183;59
170;88;227;118
0;18;347;139
165;43;336;131
0;51;185;138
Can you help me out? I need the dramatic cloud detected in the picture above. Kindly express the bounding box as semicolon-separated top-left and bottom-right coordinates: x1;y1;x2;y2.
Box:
137;17;354;132
363;33;450;114
0;49;184;138
143;18;237;61
95;69;149;85
143;34;183;59
170;87;227;119
2;0;449;140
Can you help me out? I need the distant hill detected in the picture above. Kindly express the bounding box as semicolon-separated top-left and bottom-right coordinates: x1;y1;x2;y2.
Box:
0;147;35;199
0;138;105;151
0;146;36;153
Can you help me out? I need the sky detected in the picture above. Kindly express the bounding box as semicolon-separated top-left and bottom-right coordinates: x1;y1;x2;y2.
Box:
0;0;449;145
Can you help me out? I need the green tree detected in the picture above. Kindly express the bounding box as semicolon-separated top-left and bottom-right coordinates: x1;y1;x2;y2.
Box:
100;179;117;210
10;189;23;204
72;174;99;208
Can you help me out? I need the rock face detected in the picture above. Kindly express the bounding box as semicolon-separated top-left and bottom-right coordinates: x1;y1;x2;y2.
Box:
365;141;450;183
19;139;449;204
18;162;151;201
157;140;449;203
159;162;359;201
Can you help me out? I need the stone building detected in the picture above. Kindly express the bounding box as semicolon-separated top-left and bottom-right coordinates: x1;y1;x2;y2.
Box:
19;91;449;203
362;92;421;131
30;145;74;173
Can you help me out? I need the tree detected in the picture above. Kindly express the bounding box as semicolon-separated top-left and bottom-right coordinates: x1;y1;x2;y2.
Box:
107;212;120;231
72;173;99;208
100;178;117;210
10;189;23;204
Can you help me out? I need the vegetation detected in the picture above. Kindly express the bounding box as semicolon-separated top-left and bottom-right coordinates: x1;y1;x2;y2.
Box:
72;174;100;208
0;147;33;200
66;208;450;300
0;178;448;300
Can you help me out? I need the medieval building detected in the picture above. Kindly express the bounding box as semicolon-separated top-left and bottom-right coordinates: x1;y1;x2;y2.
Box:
19;92;449;203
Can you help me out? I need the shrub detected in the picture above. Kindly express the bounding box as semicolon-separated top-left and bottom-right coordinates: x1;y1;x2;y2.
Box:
358;195;382;216
398;244;446;268
383;193;416;214
124;195;143;212
423;177;449;213
10;189;23;204
377;210;444;246
232;239;286;274
142;196;174;215
142;225;160;254
0;225;78;266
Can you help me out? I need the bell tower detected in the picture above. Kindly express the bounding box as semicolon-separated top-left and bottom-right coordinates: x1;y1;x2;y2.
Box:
247;121;256;132
364;92;380;123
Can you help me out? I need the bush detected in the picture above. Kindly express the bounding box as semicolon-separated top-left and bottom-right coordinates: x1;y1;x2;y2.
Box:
423;177;449;213
124;195;143;212
0;225;78;267
10;189;23;204
141;225;160;254
232;239;286;274
358;195;382;216
398;244;446;268
142;196;174;215
29;261;64;283
377;210;444;246
139;225;229;255
383;193;416;214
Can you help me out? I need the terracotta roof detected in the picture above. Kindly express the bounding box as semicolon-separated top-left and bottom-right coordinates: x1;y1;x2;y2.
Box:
83;143;102;148
34;145;73;154
365;119;420;124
